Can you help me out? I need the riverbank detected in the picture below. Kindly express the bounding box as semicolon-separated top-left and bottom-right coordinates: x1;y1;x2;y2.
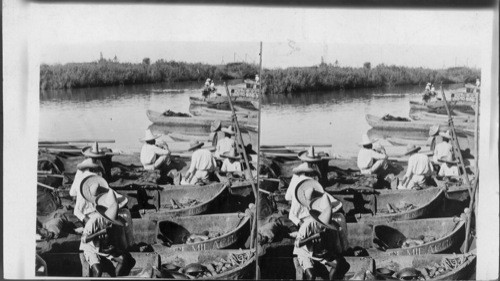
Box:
40;60;258;90
261;64;480;95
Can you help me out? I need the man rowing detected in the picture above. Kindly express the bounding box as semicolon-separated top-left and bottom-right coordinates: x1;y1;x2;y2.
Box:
398;145;434;190
140;129;171;173
184;140;217;185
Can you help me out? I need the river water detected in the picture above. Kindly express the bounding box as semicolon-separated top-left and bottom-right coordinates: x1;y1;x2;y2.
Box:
260;84;471;158
39;80;246;153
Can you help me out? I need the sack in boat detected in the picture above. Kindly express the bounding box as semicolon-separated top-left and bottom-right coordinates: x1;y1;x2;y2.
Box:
162;110;190;117
382;114;410;122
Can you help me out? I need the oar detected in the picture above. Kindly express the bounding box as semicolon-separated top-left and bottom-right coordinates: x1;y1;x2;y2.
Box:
37;182;55;191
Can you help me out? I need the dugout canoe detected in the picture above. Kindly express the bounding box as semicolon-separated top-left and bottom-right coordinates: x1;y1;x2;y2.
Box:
121;183;229;219
409;111;475;123
147;110;257;131
156;248;256;280
372;251;476;280
168;132;211;142
409;100;475;114
189;105;256;119
39;252;158;277
365;114;473;132
189;96;258;110
260;217;466;259
216;173;256;197
152;212;251;251
386;137;429;147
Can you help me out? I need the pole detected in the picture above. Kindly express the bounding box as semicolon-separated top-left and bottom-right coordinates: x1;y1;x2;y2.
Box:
224;83;258;252
464;175;479;253
474;90;480;175
256;42;263;279
440;85;473;197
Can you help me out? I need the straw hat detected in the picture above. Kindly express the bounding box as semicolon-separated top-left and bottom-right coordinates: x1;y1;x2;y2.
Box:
81;142;106;158
297;146;322;162
310;193;343;215
221;150;241;160
76;158;103;171
141;129;160;142
359;134;375;146
439;130;452;140
292;163;315;174
80;175;128;208
221;125;236;135
210;120;222;132
188;140;204;151
309;195;341;230
404;144;421;156
95;190;125;226
294;179;325;208
428;125;440;137
438;154;458;165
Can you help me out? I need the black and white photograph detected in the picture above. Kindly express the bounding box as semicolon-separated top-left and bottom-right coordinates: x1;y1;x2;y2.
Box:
2;2;499;280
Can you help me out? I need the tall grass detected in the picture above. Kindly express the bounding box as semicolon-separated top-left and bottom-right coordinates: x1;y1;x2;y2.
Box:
261;64;480;95
40;59;259;90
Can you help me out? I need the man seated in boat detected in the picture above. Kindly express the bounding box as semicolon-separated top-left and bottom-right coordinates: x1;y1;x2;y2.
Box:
357;135;389;178
184;140;218;185
209;79;217;95
202;78;211;99
422;83;432;102
140;129;171;173
437;155;460;178
398;145;435;190
77;142;112;181
220;150;242;174
432;130;454;172
297;146;326;184
285;163;320;226
80;189;135;277
294;192;348;280
214;125;237;161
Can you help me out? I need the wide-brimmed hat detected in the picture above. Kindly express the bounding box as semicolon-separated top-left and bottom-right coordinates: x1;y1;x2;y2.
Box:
81;142;106;158
309;195;341;230
294;179;325;208
141;129;160;142
80;175;128;208
359;134;375;146
439;154;459;165
95;190;124;226
292;163;315;174
428;125;440;137
188;140;204;151
404;144;421;156
439;130;452;140
76;158;104;171
221;125;236;135
310;193;343;215
221;150;241;160
297;146;322;162
210;120;222;132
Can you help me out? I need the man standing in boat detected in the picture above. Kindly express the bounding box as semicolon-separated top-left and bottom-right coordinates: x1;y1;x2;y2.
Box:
140;129;171;173
184;140;217;185
294;190;348;280
398;144;434;189
357;135;389;178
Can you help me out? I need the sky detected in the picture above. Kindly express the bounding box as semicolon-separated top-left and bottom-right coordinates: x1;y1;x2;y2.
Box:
31;5;491;69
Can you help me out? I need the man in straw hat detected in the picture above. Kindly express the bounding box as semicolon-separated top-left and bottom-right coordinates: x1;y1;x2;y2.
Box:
438;155;460;178
285;165;320;226
80;189;135;277
427;125;440;152
74;142;111;180
357;134;389;177
140;129;171;172
432;130;454;167
220;150;243;173
293;193;348;280
399;144;434;190
296;146;325;182
215;125;237;159
184;140;217;185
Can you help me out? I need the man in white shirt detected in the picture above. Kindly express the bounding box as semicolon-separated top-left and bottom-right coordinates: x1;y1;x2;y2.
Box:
140;129;171;171
285;163;318;226
432;130;453;166
185;140;217;185
438;155;460;178
399;145;434;189
357;135;388;177
215;125;236;159
220;150;242;173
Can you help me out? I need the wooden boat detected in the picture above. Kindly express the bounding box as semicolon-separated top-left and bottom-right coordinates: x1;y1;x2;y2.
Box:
366;114;473;132
260;217;466;258
216;173;256;197
189;96;258;110
39;252;158;277
372;252;476;280
409;100;475;114
147;110;257;131
386;137;429;147
150;89;185;94
132;183;229;218
156;248;255;279
168;132;211;142
410;111;475;123
259;256;374;280
152;213;251;251
189;105;257;119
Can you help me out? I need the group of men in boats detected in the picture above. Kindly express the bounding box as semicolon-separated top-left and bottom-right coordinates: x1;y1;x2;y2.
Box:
202;78;217;99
